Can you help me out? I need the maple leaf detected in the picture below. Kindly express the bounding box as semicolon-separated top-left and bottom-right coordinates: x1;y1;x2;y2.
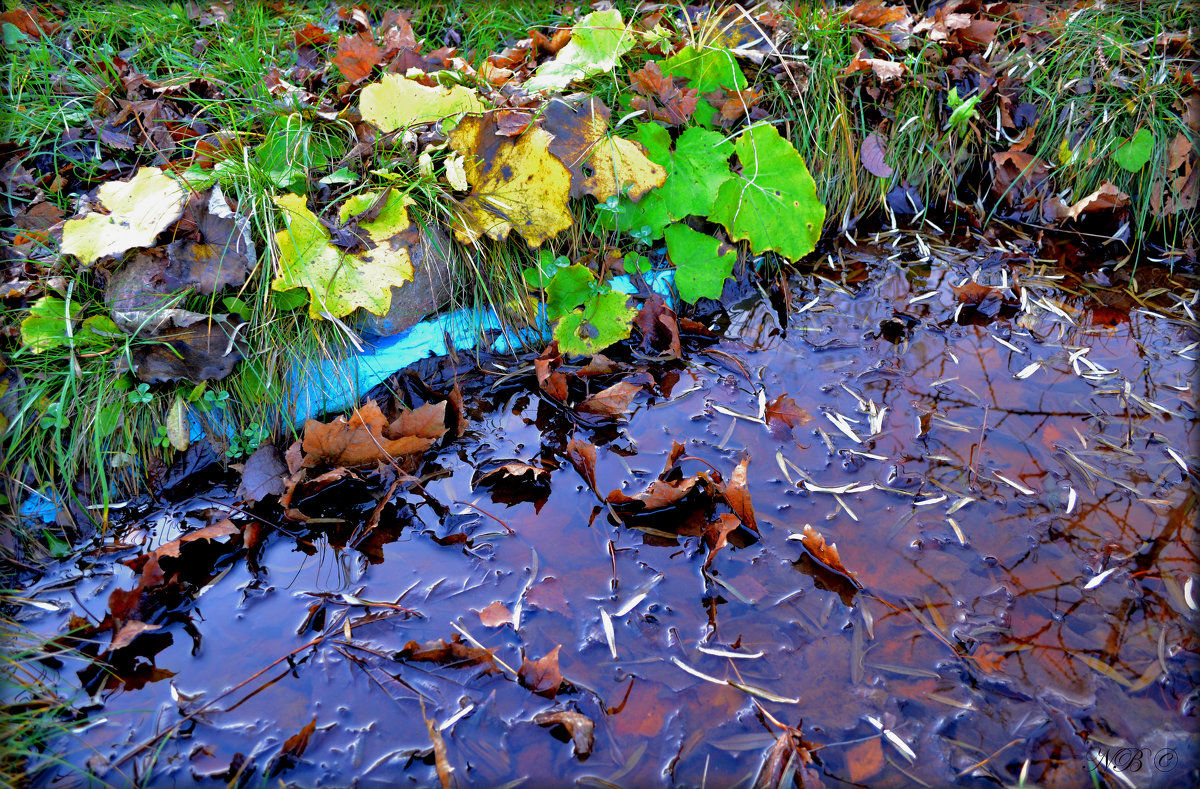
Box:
577;380;641;418
294;22;330;47
519;645;565;698
629;61;699;126
302;400;430;468
334;33;382;84
447;114;573;248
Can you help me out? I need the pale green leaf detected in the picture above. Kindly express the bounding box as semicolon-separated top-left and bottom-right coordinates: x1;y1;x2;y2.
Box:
360;74;485;132
554;290;636;356
166;396;190;452
20;296;81;353
60;167;187;264
524;10;635;92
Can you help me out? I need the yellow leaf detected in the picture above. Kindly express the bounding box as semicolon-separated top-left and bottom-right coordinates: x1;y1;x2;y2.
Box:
543;97;666;202
448;114;573;248
61;167;187;264
360;74;485;132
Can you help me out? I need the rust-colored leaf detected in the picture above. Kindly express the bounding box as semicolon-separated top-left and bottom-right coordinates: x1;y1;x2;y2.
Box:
533;709;595;757
719;457;758;533
396;636;501;673
294;22;329;47
799;524;860;585
843;54;905;81
565;437;599;496
633;293;681;358
846;736;884;782
629;61;699;126
110;620;161;651
754;724;821;789
0;7;58;38
477;462;551;486
607;476;698;511
426;717;453;789
535;342;568;402
335;34;383;84
702;513;742;570
476;601;512;628
765;395;813;430
952;281;996;306
1065;183;1130;221
861;132;894;178
577;381;641;418
848;0;908;28
302;400;428;468
386;401;448;443
519;645;564;698
281;715;318;760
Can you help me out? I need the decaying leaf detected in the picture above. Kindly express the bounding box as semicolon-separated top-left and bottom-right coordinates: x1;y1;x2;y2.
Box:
61;167;188;265
519;645;564;698
843;54;906;81
798;524;861;586
633;293;681;358
765;395;813;430
535;342;568;401
360;74;485;132
565;437;599;496
386;401;448;444
861;132;894;178
334;33;382;83
629;60;699;126
110;620;162;652
395;636;501;673
476;601;513;627
524;10;634;92
272;191;415;320
280;715;318;760
533;709;595;758
719;457;757;533
448;114;573;248
543;97;666;202
477;462;551;486
130;315;246;383
1065;183;1129;221
846;737;884;783
711;123;824;263
577;380;641;418
238;444;289;503
607;476;698;510
302;400;430;468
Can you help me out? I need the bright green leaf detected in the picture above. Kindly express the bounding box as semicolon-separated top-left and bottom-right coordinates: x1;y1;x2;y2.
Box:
319;167;359;186
524;10;635;92
272;288;309;311
661;45;747;94
555;290;636;356
41;529;70;558
1113;128;1155;172
60;167;188;264
711;124;825;263
360;74;486;132
665;223;737;303
96;402;123;437
76;315;124;346
20;296;81;353
545;264;596;321
272;191;415;319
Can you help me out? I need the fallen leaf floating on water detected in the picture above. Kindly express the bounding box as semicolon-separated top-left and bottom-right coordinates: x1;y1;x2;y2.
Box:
426;717;453;789
477;462;551;486
519;645;565;698
533;709;595;758
394;636;501;674
795;524;862;587
535;342;569;402
633;293;682;358
280;715;318;761
764;394;814;430
302;400;436;468
565;437;599;496
577;380;642;418
476;601;512;628
719;457;758;533
753;722;822;789
607;476;699;510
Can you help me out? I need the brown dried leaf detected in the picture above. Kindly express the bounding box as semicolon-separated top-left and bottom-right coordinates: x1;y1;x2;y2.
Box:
1065;183;1129;221
386;401;448;443
476;601;512;628
302;400;427;468
0;7;58;38
281;715;318;760
633;293;681;358
765;395;813;430
294;22;329;47
861;132;894;178
606;476;698;511
629;61;699;126
702;513;742;571
535;342;568;402
565;437;599;496
848;0;908;28
519;645;564;698
426;717;453;789
238;444;288;503
533;709;595;757
477;463;551;486
577;381;641;418
799;524;860;584
719;457;758;533
110;620;162;652
335;34;383;84
843;54;905;81
396;636;501;673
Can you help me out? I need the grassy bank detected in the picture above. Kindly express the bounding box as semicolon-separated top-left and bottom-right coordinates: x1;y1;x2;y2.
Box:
0;0;1195;571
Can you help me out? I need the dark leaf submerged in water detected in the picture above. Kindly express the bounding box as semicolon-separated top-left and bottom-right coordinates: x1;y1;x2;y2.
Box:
533;708;595;758
519;645;564;698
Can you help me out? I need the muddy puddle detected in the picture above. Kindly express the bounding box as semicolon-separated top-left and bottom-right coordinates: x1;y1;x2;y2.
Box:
12;231;1200;788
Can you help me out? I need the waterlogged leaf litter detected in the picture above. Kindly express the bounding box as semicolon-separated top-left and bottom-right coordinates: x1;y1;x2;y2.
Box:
711;123;825;262
524;10;635;93
272;191;414;319
448;115;573;247
664;223;737;303
360;74;485;132
60;167;187;264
